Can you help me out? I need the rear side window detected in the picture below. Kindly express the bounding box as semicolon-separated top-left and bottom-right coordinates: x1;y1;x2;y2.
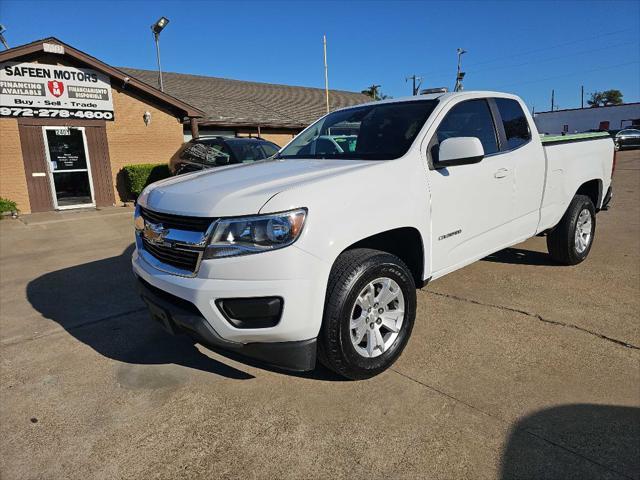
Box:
433;99;499;159
495;98;531;150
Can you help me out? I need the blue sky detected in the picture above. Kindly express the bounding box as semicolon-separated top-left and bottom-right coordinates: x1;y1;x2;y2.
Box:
2;0;639;112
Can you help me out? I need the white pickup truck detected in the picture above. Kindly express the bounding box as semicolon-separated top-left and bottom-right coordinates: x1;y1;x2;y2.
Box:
132;91;615;379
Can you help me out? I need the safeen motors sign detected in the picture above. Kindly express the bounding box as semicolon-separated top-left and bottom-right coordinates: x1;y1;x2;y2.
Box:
0;62;115;120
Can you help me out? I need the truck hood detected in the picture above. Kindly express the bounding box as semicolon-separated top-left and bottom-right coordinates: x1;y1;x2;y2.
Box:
138;158;376;217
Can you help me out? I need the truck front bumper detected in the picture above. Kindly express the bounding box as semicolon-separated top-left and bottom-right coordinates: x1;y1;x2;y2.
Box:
131;245;330;372
135;276;317;371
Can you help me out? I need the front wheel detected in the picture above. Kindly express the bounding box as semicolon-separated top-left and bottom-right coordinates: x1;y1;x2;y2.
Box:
546;194;596;265
318;248;416;380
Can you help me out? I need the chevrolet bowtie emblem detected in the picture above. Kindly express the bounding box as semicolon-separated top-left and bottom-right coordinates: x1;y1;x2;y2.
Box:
143;221;169;245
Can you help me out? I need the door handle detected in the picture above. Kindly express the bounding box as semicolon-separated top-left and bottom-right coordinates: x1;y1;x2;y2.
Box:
494;168;510;179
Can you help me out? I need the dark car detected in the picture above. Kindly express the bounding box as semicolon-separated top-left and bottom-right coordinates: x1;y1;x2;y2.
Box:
170;137;280;175
614;129;640;151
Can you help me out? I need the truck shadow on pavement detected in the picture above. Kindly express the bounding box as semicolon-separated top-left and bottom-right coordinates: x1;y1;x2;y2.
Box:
26;244;344;381
26;244;258;380
500;403;639;479
483;247;559;267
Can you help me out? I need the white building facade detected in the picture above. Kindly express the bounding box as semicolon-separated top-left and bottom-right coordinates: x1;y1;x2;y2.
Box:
534;103;640;134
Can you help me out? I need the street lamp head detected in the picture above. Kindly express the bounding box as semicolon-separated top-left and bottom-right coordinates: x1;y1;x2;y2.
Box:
151;16;169;35
457;48;467;55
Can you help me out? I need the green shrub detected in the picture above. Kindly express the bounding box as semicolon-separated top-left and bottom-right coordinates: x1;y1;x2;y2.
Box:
121;164;171;198
0;197;18;215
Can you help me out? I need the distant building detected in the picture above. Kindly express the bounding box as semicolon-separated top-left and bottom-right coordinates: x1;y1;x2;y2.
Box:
534;103;640;134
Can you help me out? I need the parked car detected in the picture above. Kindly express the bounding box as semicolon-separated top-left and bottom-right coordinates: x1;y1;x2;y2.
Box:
170;137;280;175
133;91;615;379
614;129;640;151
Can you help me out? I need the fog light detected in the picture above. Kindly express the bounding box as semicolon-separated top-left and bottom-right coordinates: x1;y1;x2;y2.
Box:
216;297;283;329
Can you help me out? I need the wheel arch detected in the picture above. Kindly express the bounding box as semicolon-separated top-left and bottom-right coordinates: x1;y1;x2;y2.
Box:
575;178;603;210
338;227;425;287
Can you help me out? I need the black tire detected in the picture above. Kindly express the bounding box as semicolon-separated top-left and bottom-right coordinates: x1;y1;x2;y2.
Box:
318;248;416;380
546;194;596;265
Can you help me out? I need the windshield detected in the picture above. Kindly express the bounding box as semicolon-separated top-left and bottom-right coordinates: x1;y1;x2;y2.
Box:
278;100;439;160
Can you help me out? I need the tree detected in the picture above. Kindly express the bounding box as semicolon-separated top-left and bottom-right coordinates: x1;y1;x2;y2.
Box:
587;91;605;107
603;89;623;105
588;89;623;107
361;85;391;101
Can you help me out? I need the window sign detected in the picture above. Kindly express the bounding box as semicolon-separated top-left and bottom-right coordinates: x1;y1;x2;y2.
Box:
0;61;114;120
45;128;88;170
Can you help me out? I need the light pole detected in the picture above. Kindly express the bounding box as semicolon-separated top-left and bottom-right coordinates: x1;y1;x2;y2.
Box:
0;25;9;50
454;48;466;92
151;16;169;92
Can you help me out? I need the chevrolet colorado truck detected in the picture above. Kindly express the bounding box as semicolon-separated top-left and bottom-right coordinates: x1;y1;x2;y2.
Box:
132;91;615;379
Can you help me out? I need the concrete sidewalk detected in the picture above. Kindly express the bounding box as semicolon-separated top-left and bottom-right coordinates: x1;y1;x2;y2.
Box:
15;205;134;226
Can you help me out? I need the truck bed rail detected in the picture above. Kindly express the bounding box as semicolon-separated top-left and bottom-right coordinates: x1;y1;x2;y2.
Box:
541;132;611;146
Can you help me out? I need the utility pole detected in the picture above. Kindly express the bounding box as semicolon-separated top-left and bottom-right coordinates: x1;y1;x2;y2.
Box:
405;75;422;96
0;25;9;50
551;89;555;111
323;35;330;113
454;48;467;92
581;85;584;109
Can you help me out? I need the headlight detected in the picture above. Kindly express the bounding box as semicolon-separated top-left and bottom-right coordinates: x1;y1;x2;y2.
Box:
203;209;307;259
137;186;152;207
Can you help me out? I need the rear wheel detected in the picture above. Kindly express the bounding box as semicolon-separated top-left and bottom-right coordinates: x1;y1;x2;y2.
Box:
318;249;416;380
546;194;596;265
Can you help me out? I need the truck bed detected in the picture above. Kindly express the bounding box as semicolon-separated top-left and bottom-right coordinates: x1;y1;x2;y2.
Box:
538;132;614;232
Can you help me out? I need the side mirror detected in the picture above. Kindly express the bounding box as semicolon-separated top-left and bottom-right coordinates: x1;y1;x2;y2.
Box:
436;137;484;167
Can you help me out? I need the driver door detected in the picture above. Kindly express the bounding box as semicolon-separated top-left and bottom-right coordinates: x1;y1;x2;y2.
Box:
426;98;516;276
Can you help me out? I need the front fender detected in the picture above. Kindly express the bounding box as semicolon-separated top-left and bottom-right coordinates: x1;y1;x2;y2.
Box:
259;156;432;276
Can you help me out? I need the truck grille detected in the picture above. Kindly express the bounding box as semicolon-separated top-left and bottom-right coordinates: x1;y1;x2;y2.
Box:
141;237;201;272
140;207;215;233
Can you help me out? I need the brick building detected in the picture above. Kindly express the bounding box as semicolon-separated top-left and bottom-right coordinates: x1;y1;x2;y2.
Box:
0;38;369;213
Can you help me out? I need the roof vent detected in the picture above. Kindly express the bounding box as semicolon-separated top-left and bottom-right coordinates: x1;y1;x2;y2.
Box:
420;87;448;95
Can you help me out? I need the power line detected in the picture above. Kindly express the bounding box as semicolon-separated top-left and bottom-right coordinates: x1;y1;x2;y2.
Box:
426;39;637;82
466;27;636;68
421;27;637;80
464;40;636;76
494;60;640;90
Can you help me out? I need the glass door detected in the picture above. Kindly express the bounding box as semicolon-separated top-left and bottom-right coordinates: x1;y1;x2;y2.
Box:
42;127;95;209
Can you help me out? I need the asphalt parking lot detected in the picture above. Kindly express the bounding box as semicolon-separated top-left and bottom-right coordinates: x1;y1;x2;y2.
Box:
1;150;638;480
